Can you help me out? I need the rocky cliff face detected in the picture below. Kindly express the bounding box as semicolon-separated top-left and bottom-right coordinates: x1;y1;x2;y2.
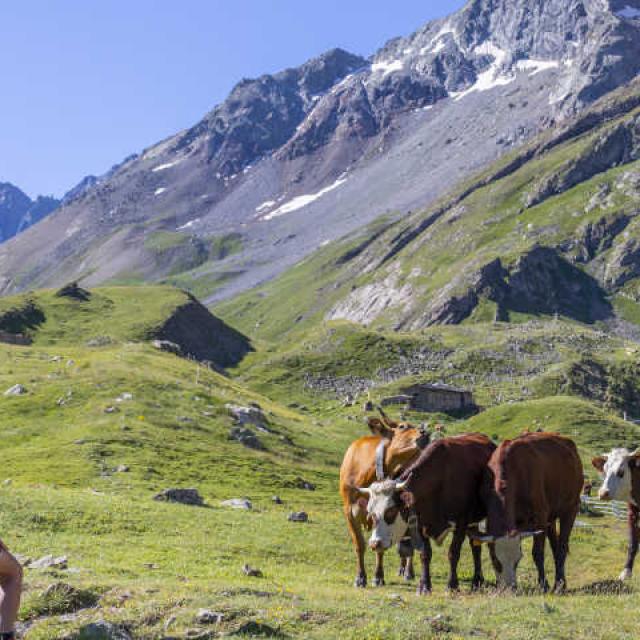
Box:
1;0;639;299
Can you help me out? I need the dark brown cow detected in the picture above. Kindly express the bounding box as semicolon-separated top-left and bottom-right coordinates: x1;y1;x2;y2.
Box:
592;447;640;581
339;414;430;587
476;433;583;591
361;433;495;595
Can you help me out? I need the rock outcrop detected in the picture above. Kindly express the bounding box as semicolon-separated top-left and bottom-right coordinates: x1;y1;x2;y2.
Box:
151;294;252;367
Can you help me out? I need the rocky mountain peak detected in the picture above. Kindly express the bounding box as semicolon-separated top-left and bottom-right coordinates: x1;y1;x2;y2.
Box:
1;0;640;300
0;182;60;243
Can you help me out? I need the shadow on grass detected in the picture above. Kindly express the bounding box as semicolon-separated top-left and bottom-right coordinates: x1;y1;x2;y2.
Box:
569;580;633;596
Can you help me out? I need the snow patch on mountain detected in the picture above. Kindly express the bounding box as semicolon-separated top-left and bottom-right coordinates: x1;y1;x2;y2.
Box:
177;218;200;230
515;59;561;75
616;5;640;19
262;177;348;220
152;160;182;173
452;42;512;101
371;59;404;75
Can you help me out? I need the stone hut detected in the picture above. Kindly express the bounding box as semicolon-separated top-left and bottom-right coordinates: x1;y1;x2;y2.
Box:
381;383;476;414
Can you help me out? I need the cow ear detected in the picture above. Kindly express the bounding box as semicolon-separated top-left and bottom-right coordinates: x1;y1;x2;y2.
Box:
368;418;394;439
592;456;607;472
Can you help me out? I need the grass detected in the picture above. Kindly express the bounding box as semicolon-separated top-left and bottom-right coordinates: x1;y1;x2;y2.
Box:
3;286;640;637
0;286;189;346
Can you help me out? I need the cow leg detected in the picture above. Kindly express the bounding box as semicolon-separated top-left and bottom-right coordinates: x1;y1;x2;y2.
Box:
404;554;415;581
621;503;640;581
488;542;500;579
447;528;466;591
418;537;433;595
344;505;367;588
374;551;385;587
469;538;485;590
553;508;578;593
398;555;407;577
532;532;549;592
397;537;415;581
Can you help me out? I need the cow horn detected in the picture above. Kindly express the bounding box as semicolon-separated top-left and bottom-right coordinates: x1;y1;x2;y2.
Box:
519;530;544;539
377;405;395;428
357;487;372;496
394;479;409;491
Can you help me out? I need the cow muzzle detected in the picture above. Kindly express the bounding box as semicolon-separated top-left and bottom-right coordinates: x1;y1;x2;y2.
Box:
599;489;611;501
369;539;385;552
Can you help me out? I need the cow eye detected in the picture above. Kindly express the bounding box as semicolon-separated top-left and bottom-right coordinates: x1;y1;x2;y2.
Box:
617;468;625;478
384;507;399;524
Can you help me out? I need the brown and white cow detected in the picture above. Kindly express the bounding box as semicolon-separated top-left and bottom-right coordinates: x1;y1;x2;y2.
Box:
592;447;640;581
339;414;430;588
475;433;583;592
360;433;496;594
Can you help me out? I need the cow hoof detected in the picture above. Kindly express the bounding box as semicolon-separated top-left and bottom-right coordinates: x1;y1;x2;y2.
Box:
553;580;566;594
447;583;460;593
374;576;385;587
404;569;415;582
417;583;432;596
539;580;550;593
354;575;367;588
471;576;484;591
619;568;632;582
398;567;405;577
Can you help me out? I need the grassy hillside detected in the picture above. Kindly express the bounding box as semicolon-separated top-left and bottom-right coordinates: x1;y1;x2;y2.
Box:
2;286;640;638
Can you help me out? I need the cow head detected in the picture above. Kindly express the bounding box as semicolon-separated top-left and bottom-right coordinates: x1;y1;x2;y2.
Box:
367;417;430;455
471;530;541;589
358;479;410;551
592;448;640;502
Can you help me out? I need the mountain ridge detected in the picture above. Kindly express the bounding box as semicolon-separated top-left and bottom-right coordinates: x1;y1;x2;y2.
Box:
1;0;640;299
0;182;60;243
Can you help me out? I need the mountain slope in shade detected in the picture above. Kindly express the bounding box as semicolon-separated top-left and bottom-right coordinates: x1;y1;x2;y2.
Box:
0;183;59;243
1;0;640;298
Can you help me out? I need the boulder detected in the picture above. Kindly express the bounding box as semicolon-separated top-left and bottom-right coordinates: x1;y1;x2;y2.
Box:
4;384;27;397
221;498;252;510
153;488;204;506
196;609;224;625
73;620;132;640
152;339;182;356
27;554;68;570
286;477;316;491
229;426;264;451
226;404;270;432
86;336;113;347
288;511;309;523
242;564;263;578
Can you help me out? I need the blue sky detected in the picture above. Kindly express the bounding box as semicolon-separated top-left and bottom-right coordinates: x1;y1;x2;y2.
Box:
0;0;463;198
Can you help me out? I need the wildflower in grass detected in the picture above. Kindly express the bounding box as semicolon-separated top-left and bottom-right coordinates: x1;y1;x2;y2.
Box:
138;415;145;421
